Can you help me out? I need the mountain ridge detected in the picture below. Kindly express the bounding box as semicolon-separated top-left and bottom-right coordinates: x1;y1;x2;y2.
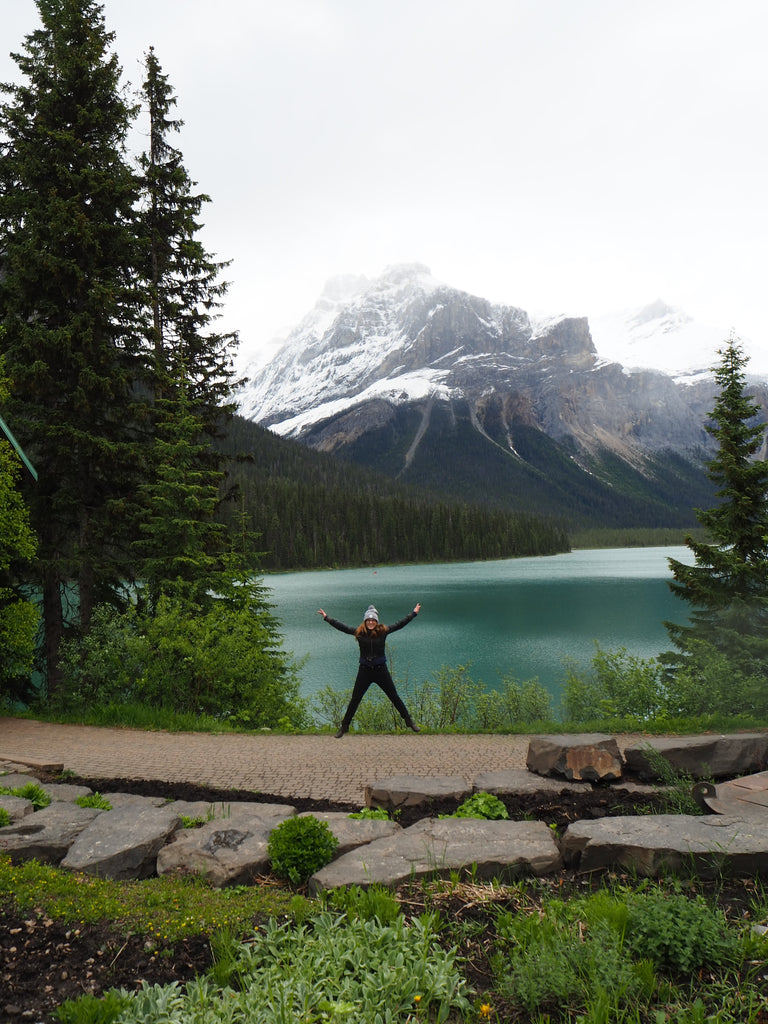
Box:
237;265;767;529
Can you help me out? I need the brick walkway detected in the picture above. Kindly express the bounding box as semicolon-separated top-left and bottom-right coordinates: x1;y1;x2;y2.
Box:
0;717;534;805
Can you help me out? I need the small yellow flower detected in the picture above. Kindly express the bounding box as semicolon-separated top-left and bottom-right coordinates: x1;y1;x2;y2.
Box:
414;995;422;1005
479;1004;493;1019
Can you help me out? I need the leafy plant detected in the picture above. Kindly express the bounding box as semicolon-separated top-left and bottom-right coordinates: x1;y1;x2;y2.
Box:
55;989;129;1024
322;883;402;925
267;815;339;885
75;793;112;811
449;792;509;820
0;808;10;827
347;807;390;820
0;781;51;810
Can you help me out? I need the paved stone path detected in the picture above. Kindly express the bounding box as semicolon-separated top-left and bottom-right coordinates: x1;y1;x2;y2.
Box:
0;717;535;805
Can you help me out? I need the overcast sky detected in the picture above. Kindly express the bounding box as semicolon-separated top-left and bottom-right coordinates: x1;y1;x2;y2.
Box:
3;0;767;369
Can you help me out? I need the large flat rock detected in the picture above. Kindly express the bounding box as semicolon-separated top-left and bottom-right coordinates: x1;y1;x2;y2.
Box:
0;802;101;864
61;804;181;880
310;817;562;893
561;813;768;878
157;802;296;887
473;769;592;795
623;733;768;780
365;775;471;810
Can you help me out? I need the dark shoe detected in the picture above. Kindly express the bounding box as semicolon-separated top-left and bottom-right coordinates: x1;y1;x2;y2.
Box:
334;726;348;739
406;720;421;733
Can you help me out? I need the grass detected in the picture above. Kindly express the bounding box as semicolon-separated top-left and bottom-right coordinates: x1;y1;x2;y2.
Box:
0;855;293;943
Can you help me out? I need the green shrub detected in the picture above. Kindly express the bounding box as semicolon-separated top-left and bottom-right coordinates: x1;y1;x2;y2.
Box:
347;807;390;820
0;808;10;827
56;592;308;730
267;816;339;885
624;888;740;973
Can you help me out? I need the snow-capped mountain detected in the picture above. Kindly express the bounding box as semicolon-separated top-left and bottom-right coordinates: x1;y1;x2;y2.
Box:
590;300;768;382
237;264;767;528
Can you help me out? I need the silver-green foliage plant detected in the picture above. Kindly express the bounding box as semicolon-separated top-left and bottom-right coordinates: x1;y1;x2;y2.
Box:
267;816;338;885
110;912;470;1024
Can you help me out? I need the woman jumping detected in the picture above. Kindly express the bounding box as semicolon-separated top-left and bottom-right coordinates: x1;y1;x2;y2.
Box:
317;603;422;737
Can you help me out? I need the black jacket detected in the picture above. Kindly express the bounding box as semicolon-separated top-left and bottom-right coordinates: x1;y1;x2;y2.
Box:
324;611;417;665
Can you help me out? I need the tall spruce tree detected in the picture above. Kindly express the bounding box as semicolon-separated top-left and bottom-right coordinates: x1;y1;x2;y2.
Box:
0;0;145;691
138;47;239;428
134;48;243;607
663;338;768;681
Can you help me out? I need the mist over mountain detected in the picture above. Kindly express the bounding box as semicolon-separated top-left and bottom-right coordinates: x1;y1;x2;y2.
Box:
238;265;767;529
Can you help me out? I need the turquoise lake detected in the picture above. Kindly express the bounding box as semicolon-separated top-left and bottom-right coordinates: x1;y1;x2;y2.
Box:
265;546;692;704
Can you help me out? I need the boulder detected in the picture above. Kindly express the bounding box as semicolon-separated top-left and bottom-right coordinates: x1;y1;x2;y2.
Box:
561;813;768;878
0;802;101;864
473;769;592;795
310;818;562;893
527;734;623;781
298;811;401;855
623;733;768;781
157;803;296;887
61;804;181;880
365;775;471;811
0;794;34;823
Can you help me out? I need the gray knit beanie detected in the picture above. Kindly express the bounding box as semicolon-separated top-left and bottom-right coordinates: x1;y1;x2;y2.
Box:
364;605;379;622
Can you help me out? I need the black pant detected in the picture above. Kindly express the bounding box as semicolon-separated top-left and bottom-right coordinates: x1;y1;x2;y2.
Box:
341;663;412;728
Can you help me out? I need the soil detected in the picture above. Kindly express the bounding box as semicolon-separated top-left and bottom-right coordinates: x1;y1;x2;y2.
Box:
0;773;745;1023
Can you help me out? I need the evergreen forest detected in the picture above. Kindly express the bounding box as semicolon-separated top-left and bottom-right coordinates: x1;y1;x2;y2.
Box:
218;415;570;570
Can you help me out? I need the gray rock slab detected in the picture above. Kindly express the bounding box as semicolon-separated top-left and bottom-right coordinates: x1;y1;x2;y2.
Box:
365;775;471;810
474;769;592;795
0;803;101;864
101;792;170;809
298;811;401;855
61;804;182;880
42;782;94;802
310;818;563;893
623;733;768;781
164;799;295;823
561;813;768;878
0;795;34;822
0;772;42;788
156;803;296;886
527;734;623;781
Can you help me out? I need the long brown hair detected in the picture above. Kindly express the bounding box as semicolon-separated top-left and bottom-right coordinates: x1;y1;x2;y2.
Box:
355;621;387;638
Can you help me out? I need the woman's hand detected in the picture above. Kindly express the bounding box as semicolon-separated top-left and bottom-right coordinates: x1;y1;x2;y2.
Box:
414;602;422;614
317;608;327;619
